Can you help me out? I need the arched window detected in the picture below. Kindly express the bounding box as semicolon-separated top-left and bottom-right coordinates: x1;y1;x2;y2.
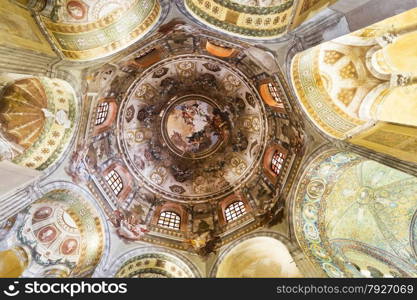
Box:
268;83;284;108
224;201;246;222
157;211;181;230
95;102;109;125
105;169;123;196
271;151;286;176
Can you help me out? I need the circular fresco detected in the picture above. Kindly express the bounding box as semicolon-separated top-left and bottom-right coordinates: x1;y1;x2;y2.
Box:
162;96;225;158
66;1;86;20
119;55;267;202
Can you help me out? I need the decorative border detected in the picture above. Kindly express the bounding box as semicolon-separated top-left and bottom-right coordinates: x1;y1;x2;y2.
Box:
175;0;294;43
116;55;269;203
184;0;289;38
8;77;78;171
290;47;365;140
291;148;417;278
102;246;202;278
211;0;294;15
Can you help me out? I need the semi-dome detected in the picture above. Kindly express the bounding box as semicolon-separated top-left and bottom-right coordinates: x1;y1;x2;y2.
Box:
0;77;77;170
38;0;164;60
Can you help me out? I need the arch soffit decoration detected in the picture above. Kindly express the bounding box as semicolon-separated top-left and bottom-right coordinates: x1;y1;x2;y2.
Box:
290;146;417;278
0;75;80;176
104;246;203;278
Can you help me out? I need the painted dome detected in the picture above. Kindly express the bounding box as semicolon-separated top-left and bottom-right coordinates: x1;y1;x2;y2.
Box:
39;0;163;60
120;55;267;202
0;78;47;150
0;77;77;170
78;23;304;253
18;189;105;277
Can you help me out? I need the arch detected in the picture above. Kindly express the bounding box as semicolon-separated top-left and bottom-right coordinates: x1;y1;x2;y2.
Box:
0;246;29;278
292;148;417;277
0;76;78;171
179;0;337;41
158;211;181;230
105;246;202;278
38;0;164;61
290;0;338;29
209;231;304;278
0;182;109;278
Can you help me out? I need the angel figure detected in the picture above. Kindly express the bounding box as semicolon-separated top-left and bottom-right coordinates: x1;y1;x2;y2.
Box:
110;209;149;241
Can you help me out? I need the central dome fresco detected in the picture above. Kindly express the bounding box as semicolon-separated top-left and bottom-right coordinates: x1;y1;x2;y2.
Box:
75;21;305;253
119;55;267;202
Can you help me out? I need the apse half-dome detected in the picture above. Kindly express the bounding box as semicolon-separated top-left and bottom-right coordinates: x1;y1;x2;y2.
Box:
113;251;200;278
80;22;304;254
181;0;295;39
0;77;77;170
39;0;163;60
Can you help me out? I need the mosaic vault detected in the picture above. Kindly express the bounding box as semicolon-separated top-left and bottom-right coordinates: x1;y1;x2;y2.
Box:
293;149;417;278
